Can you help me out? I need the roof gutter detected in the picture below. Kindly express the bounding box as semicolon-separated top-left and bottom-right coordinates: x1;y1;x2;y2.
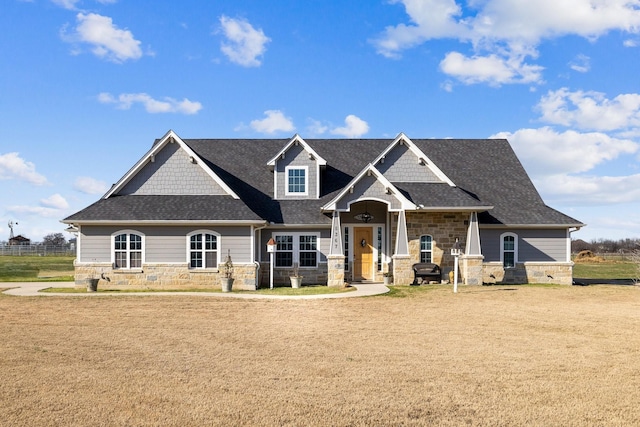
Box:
480;223;586;229
61;219;267;226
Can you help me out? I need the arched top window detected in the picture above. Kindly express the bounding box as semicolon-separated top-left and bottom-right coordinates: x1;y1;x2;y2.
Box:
501;232;518;268
112;230;144;269
420;235;433;263
187;230;220;269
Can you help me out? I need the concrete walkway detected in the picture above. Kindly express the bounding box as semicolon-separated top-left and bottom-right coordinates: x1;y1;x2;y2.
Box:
1;282;390;299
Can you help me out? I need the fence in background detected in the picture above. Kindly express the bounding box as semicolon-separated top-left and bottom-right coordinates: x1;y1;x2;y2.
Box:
0;245;75;257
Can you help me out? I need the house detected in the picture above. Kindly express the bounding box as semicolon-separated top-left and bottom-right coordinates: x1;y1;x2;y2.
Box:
62;130;584;289
8;235;31;246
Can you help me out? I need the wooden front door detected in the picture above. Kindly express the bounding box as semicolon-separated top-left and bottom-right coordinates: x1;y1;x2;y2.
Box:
354;227;373;281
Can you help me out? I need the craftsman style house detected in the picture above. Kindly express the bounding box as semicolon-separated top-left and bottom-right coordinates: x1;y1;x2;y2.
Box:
63;130;583;289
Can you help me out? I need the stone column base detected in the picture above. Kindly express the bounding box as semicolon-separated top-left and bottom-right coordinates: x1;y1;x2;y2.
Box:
461;255;484;286
392;255;413;285
327;255;346;288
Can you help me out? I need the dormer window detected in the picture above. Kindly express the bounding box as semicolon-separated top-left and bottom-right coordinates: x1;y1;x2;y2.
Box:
286;166;308;196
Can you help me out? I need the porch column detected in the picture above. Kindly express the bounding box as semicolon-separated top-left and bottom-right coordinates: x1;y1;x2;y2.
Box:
392;210;412;285
327;211;346;287
461;212;484;285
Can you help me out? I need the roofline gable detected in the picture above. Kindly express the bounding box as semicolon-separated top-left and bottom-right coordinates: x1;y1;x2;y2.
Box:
372;133;456;187
321;163;416;211
266;134;327;167
103;130;240;199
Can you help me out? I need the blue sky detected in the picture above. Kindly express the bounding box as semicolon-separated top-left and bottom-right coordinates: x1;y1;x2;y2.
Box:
2;0;640;243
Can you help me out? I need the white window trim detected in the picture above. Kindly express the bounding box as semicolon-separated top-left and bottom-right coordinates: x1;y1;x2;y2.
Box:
285;166;309;196
273;232;320;268
111;230;145;270
500;232;518;268
186;230;221;270
420;234;433;263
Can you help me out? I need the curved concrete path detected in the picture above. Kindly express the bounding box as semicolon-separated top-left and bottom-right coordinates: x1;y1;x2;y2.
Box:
1;282;389;299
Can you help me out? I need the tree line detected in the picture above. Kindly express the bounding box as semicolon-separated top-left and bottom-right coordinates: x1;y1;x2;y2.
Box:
572;238;640;254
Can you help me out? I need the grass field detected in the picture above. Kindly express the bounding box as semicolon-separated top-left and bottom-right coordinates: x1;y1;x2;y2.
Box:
1;285;639;426
0;256;74;281
573;259;638;281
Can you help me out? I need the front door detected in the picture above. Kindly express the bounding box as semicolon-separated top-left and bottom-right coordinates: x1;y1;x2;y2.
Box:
354;227;373;281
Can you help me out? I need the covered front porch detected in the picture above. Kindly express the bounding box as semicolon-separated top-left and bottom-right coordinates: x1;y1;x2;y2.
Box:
325;199;484;287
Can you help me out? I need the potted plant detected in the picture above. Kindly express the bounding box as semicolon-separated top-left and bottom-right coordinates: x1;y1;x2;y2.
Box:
220;250;234;292
383;271;393;285
86;277;99;292
290;263;303;289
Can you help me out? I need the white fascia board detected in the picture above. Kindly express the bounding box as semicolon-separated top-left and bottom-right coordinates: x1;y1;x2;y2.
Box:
103;130;240;200
264;224;331;229
321;164;416;211
66;220;268;226
102;130;176;199
372;133;456;187
479;223;585;229
266;134;327;166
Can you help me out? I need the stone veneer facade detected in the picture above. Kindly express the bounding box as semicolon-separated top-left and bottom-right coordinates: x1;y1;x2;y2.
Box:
74;262;259;290
257;262;329;288
391;211;469;281
483;262;573;286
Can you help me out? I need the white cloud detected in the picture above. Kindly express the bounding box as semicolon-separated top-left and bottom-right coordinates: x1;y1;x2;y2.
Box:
373;0;640;85
534;173;640;205
372;0;466;59
439;51;543;86
537;88;640;132
51;0;81;9
74;176;109;194
305;119;329;136
569;54;590;73
63;13;142;63
40;194;69;210
98;92;202;114
219;16;270;67
0;152;48;186
492;127;638;176
331;115;370;138
6;205;62;219
250;110;295;134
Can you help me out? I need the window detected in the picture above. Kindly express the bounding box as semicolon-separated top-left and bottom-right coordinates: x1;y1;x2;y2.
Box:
420;235;433;263
274;233;319;268
113;232;143;269
188;232;218;269
285;166;307;195
501;233;517;268
275;235;294;267
299;235;317;267
377;227;383;271
344;227;349;272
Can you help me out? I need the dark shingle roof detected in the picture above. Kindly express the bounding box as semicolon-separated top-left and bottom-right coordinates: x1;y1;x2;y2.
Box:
65;136;582;227
64;195;263;222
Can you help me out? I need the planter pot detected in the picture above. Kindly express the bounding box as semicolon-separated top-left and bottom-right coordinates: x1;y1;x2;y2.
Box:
221;278;234;292
290;276;302;289
87;278;99;292
383;276;393;285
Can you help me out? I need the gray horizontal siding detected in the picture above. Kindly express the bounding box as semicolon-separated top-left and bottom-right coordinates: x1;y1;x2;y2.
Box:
480;228;568;263
79;225;253;264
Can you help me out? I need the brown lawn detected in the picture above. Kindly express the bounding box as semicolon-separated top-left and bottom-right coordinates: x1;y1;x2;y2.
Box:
1;285;640;426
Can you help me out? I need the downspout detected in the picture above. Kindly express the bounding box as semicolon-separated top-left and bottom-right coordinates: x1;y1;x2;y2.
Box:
253;223;269;289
